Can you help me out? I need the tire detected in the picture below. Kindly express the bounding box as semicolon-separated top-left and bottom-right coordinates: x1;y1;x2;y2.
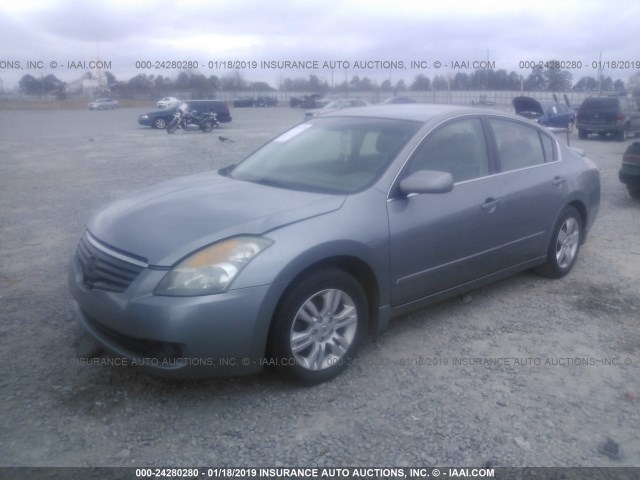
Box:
535;206;582;278
201;120;213;133
627;185;640;199
153;118;167;129
616;126;629;142
269;268;367;385
578;129;587;139
167;119;179;134
567;120;574;133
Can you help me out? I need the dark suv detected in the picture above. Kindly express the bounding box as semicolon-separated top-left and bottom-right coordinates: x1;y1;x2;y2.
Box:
619;142;640;199
576;94;640;141
138;100;232;129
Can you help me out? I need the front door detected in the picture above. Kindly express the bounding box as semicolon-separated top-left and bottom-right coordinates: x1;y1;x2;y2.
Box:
388;117;508;306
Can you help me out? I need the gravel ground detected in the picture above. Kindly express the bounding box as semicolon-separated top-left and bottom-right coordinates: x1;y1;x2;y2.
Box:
0;105;639;468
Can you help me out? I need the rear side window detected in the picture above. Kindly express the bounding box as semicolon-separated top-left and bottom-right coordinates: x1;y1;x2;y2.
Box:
539;133;555;163
188;101;226;113
580;98;618;113
489;119;547;171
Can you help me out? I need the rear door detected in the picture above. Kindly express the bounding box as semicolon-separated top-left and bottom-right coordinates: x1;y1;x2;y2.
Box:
486;118;567;263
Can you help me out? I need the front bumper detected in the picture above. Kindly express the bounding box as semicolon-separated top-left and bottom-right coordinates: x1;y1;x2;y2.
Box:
69;256;287;378
576;122;623;134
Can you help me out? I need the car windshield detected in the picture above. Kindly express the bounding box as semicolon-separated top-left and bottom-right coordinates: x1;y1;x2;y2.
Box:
324;101;343;109
229;117;421;194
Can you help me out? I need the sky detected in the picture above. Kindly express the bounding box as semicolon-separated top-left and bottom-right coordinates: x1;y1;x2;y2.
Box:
1;0;639;90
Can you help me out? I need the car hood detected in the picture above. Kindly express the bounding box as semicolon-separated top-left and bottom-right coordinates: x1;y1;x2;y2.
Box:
512;96;544;119
87;171;346;266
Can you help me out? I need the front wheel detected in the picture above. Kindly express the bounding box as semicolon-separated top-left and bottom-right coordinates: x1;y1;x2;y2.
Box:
167;119;179;134
535;207;582;278
269;268;367;385
567;120;574;133
578;129;587;139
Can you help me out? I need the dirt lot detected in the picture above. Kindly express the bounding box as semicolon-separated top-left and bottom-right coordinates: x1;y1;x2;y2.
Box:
0;105;639;468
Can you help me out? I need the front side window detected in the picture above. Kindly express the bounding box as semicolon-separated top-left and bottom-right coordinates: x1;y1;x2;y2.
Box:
490;119;547;172
230;117;421;193
407;118;490;183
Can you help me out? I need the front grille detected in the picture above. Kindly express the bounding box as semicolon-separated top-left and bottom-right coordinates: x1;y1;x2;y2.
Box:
75;232;147;292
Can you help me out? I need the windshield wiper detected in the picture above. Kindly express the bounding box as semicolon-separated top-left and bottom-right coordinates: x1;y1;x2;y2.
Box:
217;163;236;176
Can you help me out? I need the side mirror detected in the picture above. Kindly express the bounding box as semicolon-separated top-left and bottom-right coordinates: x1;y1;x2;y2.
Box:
399;170;454;195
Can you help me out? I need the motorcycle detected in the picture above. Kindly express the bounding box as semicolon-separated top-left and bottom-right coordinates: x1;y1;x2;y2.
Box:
167;104;219;133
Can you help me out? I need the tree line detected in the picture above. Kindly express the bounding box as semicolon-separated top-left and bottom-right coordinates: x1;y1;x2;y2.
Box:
14;67;640;97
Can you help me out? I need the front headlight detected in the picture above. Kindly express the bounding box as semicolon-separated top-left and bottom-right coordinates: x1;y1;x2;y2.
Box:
155;236;273;296
140;114;149;119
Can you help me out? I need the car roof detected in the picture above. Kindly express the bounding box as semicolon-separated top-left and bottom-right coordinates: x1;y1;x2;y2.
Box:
326;104;512;123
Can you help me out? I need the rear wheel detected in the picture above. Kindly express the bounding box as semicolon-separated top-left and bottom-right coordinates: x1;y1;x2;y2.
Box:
578;129;587;139
201;120;213;132
535;207;582;278
269;268;367;385
627;185;640;199
616;125;629;142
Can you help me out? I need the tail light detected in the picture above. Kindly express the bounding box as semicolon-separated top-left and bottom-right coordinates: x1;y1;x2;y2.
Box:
623;151;640;166
616;113;625;125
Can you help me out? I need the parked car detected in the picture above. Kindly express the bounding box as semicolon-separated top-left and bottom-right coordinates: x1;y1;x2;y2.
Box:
156;97;180;109
138;100;232;129
304;99;369;119
255;96;278;107
576;93;640;140
70;105;600;385
381;96;416;104
512;96;576;131
233;97;255;107
88;98;118;110
290;94;323;109
619;141;640;198
234;96;278;107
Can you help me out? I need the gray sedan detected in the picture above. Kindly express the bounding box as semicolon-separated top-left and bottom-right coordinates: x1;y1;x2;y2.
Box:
69;105;600;384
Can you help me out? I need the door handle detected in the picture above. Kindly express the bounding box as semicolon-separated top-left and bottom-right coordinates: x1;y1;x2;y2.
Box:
552;176;566;186
481;197;501;213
